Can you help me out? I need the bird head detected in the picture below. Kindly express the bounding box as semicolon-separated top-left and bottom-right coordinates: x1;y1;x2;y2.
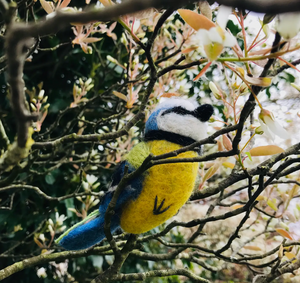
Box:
144;98;213;145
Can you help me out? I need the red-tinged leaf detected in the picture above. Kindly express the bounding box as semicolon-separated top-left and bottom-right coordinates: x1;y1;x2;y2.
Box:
289;184;299;199
160;93;181;98
178;9;215;31
112;91;127;102
99;0;113;6
243;245;262;251
285;252;296;260
222;162;235;169
249;145;284;156
182;46;199;54
40;0;54;14
243;74;272;87
278;57;300;73
60;0;71;8
83;37;103;43
248;47;272;56
222;135;232;151
34;237;44;248
232;204;244;210
251;59;269;68
256;195;266;201
275;228;294;240
202;162;221;183
193;61;212;81
80;44;89;54
204;43;224;62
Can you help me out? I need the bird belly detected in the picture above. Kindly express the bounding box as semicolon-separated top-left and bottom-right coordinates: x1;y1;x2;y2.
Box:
120;140;199;234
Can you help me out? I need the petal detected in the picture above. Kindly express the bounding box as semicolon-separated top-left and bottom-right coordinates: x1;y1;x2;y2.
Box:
83;37;103;43
275;13;300;40
208;27;223;44
196;29;211;45
99;0;113;6
204;43;224;61
223;32;236;47
264;116;289;139
60;0;71;8
259;119;275;140
216;5;232;30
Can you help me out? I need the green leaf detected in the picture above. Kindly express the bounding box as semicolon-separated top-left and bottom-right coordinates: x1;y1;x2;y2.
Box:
245;152;252;162
45;173;55;185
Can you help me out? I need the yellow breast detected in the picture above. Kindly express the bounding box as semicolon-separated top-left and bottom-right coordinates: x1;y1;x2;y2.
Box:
120;140;199;234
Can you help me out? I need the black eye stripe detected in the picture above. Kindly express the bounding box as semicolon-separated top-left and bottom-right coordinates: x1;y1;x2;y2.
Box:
161;105;214;122
161;106;195;117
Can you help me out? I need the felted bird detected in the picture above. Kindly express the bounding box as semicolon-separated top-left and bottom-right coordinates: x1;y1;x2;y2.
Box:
56;97;213;250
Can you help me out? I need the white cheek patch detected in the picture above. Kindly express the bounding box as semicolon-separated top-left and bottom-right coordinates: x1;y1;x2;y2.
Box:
155;98;196;112
157;113;208;141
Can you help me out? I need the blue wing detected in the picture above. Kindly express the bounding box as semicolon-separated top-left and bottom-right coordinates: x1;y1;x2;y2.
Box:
57;161;144;250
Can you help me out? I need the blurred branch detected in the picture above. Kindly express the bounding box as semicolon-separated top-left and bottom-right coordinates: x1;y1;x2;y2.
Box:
262;258;300;282
0;0;8;14
0;184;102;201
272;58;300;76
33;111;145;149
0;245;126;281
92;268;210;283
0;119;9;151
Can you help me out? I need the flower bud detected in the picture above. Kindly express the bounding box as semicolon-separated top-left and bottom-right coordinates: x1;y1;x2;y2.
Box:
42;96;48;103
30;103;37;111
239;82;248;95
85;78;92;86
86;84;94;92
209;81;222;99
43;103;50;110
107;55;118;64
291;83;300;92
39;234;45;242
121;33;128;45
48;224;55;236
38;90;45;100
255;126;264;135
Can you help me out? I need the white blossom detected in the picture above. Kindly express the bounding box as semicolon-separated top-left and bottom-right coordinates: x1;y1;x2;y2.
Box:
196;6;236;48
37;267;47;278
275;13;300;39
259;109;289;140
86;174;98;185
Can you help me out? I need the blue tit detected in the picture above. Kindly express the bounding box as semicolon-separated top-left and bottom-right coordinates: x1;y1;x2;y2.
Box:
56;97;213;250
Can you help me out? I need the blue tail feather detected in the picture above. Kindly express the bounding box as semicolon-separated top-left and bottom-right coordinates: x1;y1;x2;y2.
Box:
58;214;120;250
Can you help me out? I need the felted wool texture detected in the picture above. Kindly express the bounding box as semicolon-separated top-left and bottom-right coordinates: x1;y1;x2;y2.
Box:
120;140;199;234
155;97;197;112
59;213;120;250
156;111;208;142
124;142;151;169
